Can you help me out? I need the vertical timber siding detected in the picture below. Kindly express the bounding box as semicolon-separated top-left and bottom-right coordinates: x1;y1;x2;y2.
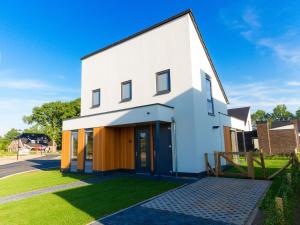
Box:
224;126;231;152
119;127;135;169
77;129;85;170
61;130;71;169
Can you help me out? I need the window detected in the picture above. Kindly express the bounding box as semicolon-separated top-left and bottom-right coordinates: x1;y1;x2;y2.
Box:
121;80;132;102
156;69;170;95
92;89;100;107
71;131;78;160
85;129;93;160
206;75;214;115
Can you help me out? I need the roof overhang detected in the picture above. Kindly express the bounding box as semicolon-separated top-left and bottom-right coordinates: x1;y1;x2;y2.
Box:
63;103;174;131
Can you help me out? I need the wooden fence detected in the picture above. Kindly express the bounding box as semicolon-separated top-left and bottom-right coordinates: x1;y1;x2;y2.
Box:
204;151;299;180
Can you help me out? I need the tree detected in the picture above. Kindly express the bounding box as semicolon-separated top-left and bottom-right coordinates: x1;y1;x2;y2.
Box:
296;108;300;119
251;110;270;123
271;104;294;121
0;128;21;150
23;98;80;149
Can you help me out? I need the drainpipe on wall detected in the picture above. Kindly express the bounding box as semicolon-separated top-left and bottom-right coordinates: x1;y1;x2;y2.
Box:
171;117;178;177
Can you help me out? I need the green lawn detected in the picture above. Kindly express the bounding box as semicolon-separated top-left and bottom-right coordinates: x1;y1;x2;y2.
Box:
0;169;93;197
0;150;16;157
0;177;180;225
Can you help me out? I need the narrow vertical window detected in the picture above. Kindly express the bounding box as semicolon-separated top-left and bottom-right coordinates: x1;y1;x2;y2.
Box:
156;69;171;95
206;75;214;115
92;89;100;107
121;80;132;102
85;129;93;160
71;131;78;159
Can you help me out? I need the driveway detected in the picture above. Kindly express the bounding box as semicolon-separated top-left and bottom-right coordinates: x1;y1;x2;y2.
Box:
92;177;271;225
0;155;60;178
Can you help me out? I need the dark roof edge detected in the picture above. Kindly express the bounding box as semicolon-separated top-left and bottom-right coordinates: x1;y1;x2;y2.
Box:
81;9;192;60
80;9;229;103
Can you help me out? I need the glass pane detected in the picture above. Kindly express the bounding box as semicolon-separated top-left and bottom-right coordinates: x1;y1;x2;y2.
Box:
86;131;93;160
139;132;147;168
206;79;212;100
71;132;78;159
92;90;100;106
157;72;169;92
122;82;131;100
207;101;214;114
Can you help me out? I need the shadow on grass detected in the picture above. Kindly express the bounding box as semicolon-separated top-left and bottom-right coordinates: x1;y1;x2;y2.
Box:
52;176;180;223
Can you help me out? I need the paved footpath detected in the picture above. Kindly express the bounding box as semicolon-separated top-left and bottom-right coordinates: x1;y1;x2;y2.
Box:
92;177;271;225
0;155;60;178
0;177;108;205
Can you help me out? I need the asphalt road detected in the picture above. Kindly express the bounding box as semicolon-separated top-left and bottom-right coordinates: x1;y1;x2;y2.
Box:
0;155;60;178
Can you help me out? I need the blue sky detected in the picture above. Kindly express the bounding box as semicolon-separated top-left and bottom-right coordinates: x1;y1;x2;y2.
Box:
0;0;300;135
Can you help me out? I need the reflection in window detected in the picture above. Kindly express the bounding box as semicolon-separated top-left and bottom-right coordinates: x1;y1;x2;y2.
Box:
139;132;147;168
121;80;132;102
85;130;93;160
71;131;78;159
156;70;170;94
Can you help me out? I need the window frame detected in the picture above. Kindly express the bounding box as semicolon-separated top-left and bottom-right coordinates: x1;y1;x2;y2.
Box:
84;129;93;161
156;69;171;95
91;89;101;108
205;74;215;116
120;80;132;102
71;130;78;160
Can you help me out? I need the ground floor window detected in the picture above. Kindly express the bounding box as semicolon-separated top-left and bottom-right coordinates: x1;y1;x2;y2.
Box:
71;131;78;159
85;129;93;160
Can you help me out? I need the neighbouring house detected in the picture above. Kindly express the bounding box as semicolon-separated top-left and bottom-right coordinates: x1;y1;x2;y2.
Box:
257;120;300;155
8;133;56;152
227;107;258;152
61;9;251;176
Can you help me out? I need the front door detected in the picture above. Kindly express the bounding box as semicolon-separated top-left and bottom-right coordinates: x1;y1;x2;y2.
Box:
135;127;151;173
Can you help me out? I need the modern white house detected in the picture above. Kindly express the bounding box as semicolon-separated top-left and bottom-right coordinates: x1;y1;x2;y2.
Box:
61;9;251;176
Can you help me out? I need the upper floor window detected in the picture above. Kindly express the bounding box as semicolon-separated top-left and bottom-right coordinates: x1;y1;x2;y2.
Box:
92;89;100;107
156;69;171;95
121;80;132;102
205;75;214;115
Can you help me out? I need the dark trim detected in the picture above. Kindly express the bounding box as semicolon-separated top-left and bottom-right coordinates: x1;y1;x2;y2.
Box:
91;89;101;108
63;103;174;122
80;9;229;103
154;121;160;176
60;168;70;173
156;69;171;95
92;169;135;176
205;75;215;116
120;80;132;102
174;171;207;179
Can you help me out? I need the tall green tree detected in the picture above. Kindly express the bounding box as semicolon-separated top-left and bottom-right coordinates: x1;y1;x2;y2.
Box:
251;110;270;123
0;128;21;150
271;104;294;121
23;98;80;149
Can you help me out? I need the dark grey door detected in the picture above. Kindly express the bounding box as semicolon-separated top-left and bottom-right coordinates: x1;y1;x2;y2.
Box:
157;124;172;175
135;127;151;173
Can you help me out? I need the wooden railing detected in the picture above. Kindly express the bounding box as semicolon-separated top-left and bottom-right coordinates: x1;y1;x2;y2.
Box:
204;152;299;180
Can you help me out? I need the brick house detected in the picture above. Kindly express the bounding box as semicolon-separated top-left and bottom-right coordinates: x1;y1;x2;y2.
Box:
256;120;300;155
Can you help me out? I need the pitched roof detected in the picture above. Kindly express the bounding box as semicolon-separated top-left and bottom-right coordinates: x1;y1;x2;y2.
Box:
80;9;229;103
228;107;250;124
271;120;300;132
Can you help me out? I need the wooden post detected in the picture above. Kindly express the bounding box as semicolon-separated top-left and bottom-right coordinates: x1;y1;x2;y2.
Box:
246;152;255;179
275;197;283;211
204;153;209;175
214;152;219;177
260;153;266;179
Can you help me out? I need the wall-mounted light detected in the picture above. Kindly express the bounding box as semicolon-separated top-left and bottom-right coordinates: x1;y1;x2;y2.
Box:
213;125;220;129
146;112;150;115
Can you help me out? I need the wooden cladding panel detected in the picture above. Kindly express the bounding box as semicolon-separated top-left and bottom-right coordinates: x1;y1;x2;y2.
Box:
224;126;231;153
119;127;135;169
61;130;71;169
77;129;85;170
93;127;104;171
102;127;120;171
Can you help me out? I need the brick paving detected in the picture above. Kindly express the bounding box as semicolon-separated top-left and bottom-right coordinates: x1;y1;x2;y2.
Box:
94;177;271;225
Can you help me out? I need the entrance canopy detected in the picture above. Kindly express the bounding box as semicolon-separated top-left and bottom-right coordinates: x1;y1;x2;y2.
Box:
63;103;174;131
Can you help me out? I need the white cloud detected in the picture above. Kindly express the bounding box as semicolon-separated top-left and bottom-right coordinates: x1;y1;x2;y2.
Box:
226;80;300;113
242;8;261;28
0;79;48;89
286;81;300;86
